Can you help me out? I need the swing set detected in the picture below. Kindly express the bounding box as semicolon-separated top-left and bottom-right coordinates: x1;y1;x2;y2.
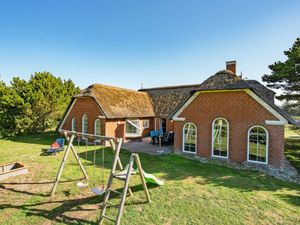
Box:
74;136;106;194
50;130;151;225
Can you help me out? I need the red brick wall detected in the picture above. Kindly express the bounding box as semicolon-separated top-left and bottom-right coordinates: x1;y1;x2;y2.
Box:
173;91;285;167
105;119;122;139
61;97;105;135
166;119;174;132
62;97;155;142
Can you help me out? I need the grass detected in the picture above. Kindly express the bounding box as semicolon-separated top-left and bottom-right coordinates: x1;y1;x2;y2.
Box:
0;132;299;225
285;126;300;171
285;125;300;137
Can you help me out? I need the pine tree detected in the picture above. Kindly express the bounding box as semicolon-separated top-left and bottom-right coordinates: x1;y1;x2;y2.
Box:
262;38;300;113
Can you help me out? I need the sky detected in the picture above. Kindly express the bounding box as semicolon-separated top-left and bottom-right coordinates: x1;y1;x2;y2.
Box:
0;0;300;90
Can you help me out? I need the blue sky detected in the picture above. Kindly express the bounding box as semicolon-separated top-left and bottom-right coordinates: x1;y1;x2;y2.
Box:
0;0;300;90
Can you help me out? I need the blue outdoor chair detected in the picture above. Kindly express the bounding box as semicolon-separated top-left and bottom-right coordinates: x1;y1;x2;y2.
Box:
47;138;65;154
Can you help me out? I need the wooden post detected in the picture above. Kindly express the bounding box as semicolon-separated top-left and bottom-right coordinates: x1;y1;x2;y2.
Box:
115;154;134;225
50;134;75;197
133;153;151;203
109;140;124;170
99;138;123;224
64;132;88;179
70;145;88;179
159;135;162;147
109;139;133;196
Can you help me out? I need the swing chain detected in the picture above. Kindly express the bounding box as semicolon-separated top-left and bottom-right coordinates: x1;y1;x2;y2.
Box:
101;141;105;189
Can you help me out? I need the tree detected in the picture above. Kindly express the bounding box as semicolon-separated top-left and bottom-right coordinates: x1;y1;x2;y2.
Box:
0;72;80;137
262;38;300;113
26;72;80;132
0;81;32;137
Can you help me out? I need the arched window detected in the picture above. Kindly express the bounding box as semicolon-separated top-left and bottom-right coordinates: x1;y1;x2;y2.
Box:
212;118;229;158
247;125;268;164
82;114;88;134
183;122;197;153
71;117;77;132
94;119;101;136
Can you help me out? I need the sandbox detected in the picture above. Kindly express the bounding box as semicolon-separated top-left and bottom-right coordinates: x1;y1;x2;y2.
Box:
0;162;28;181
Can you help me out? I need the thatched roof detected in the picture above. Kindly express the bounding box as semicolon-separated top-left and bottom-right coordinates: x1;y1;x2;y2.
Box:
140;84;201;118
247;80;276;104
196;70;276;104
197;70;250;90
77;84;155;118
59;70;295;126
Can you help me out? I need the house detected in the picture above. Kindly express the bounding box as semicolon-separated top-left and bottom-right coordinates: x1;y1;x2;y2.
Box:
58;61;296;167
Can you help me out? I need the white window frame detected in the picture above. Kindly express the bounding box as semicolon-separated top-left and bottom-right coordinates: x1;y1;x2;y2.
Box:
125;119;141;137
247;125;269;165
94;118;101;143
182;122;197;154
71;117;77;132
94;118;101;136
142;119;149;129
211;117;229;159
82;114;88;134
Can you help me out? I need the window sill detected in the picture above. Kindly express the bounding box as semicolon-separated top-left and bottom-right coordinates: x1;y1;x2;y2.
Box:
125;134;142;138
247;159;268;165
211;155;229;159
182;150;197;154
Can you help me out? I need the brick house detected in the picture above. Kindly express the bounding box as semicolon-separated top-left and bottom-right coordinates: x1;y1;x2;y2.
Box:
58;62;296;167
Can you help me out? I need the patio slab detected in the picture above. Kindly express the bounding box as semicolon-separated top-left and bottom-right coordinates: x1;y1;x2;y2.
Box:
121;137;173;155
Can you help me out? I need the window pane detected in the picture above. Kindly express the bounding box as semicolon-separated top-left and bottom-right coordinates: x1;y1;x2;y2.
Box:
72;118;77;132
143;120;149;128
248;126;267;163
183;123;196;153
213;119;228;157
95;119;101;135
82;115;88;134
126;120;139;135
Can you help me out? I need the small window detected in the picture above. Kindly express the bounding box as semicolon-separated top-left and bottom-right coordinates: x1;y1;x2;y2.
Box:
125;120;141;136
94;119;101;136
82;114;88;134
247;126;268;164
71;117;77;132
183;122;197;153
142;120;149;129
212;118;229;158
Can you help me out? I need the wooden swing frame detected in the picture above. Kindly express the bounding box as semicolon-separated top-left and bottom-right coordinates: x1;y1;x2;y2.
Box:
50;129;151;224
50;130;121;196
50;130;149;201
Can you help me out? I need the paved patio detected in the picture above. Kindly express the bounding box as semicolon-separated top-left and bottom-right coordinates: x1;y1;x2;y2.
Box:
121;137;173;155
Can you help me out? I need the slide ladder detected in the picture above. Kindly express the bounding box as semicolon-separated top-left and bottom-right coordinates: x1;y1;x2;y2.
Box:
98;153;150;225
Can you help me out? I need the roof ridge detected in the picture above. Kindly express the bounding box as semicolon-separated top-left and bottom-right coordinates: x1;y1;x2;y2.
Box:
90;83;148;94
140;83;201;91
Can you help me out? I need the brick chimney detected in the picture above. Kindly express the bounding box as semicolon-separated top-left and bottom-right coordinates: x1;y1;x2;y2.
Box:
226;61;236;74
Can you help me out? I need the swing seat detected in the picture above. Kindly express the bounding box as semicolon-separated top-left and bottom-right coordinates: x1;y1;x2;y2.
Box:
77;181;89;188
91;187;106;195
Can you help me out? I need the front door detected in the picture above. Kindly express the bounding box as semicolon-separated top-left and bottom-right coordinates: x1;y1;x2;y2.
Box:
161;118;166;133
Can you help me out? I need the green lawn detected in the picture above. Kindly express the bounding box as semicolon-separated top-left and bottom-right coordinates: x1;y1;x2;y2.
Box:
285;126;300;171
0;132;300;225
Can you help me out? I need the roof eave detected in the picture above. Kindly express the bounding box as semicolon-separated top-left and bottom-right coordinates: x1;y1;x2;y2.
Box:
56;97;76;131
249;89;297;126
